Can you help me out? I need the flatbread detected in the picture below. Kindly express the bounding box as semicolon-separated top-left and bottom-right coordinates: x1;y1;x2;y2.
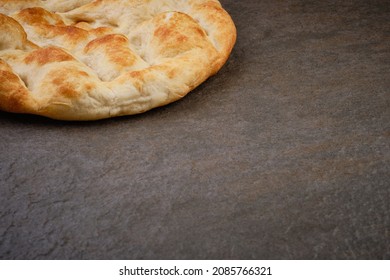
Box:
0;0;236;120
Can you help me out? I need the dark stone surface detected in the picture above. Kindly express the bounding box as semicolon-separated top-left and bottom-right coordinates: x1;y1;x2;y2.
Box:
0;0;389;259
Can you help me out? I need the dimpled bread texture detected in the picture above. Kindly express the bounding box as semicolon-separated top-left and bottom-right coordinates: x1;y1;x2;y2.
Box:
0;0;236;120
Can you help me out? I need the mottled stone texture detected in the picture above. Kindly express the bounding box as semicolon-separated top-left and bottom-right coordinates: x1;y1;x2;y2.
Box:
0;0;389;259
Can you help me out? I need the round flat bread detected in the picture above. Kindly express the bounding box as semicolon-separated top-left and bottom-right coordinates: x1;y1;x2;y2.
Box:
0;0;236;120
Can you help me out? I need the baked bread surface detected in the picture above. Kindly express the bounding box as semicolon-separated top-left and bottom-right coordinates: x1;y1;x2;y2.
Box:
0;0;236;120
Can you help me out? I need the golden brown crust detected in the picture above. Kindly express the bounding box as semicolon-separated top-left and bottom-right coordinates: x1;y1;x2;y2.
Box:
0;59;36;113
0;0;236;120
24;46;74;65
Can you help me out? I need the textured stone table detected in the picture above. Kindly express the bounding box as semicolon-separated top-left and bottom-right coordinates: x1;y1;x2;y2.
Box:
0;0;389;259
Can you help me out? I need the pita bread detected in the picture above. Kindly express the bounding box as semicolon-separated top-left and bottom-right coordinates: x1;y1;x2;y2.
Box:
0;0;236;120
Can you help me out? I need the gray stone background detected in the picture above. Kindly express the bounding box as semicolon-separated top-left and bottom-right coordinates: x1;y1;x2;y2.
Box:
0;0;389;259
